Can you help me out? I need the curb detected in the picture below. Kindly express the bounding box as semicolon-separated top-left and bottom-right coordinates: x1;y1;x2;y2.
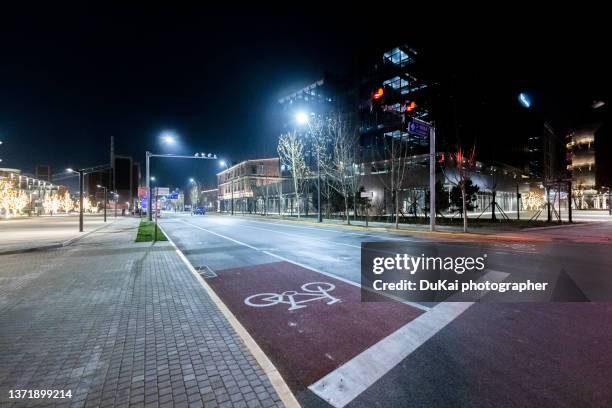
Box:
157;223;301;408
520;222;587;232
0;218;119;256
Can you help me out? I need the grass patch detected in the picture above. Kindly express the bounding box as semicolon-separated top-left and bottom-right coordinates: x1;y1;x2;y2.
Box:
135;220;168;242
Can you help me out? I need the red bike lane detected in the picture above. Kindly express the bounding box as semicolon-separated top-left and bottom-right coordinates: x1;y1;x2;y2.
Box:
206;260;424;394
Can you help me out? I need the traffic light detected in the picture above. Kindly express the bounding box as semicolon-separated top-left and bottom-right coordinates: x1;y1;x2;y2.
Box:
373;87;384;100
405;101;417;112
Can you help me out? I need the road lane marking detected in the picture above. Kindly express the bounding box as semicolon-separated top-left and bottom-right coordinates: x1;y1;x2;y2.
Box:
171;218;514;406
309;270;510;408
237;218;425;242
197;215;542;254
231;223;363;249
178;219;432;312
244;282;341;311
157;223;301;408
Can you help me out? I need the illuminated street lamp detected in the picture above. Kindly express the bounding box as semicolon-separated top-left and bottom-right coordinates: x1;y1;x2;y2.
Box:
295;111;309;125
161;131;177;144
145;135;218;220
295;111;322;222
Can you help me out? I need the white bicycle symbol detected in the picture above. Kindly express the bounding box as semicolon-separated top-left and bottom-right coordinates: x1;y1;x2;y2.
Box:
244;282;341;311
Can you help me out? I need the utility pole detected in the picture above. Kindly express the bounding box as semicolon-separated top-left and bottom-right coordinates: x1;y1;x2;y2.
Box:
429;125;436;231
546;185;551;222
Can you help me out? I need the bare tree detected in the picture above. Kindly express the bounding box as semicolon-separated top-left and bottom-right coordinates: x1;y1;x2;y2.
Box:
371;131;412;228
278;131;308;219
307;114;331;219
189;184;200;209
442;146;476;232
324;113;359;225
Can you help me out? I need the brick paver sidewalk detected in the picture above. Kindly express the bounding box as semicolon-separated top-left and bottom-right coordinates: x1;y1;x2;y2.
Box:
0;218;283;408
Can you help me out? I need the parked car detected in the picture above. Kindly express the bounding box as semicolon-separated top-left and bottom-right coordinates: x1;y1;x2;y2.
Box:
193;207;206;215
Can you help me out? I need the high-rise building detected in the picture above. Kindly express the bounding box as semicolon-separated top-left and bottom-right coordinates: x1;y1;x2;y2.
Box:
358;45;430;162
83;155;140;210
35;164;52;182
278;73;354;135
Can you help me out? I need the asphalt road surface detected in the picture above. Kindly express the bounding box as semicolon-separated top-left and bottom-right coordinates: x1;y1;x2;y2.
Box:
159;212;612;408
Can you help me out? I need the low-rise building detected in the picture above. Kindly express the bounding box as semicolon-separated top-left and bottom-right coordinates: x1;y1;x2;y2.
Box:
217;158;284;213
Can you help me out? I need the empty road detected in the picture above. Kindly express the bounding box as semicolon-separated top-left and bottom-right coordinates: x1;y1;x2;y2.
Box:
159;213;612;408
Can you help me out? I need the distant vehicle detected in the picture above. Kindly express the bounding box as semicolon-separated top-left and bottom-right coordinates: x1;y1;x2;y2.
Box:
193;207;206;215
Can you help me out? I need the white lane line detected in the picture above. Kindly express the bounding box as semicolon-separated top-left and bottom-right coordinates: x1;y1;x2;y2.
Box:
157;223;300;408
232;223;363;249
308;270;510;408
180;220;260;250
238;218;424;242
178;219;431;313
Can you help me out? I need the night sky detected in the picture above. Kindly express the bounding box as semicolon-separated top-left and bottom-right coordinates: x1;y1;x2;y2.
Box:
1;6;609;190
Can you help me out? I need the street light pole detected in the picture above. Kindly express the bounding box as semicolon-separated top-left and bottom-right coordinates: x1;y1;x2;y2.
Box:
146;151;152;221
79;169;84;232
97;185;107;222
316;151;322;223
146;150;217;219
231;174;234;215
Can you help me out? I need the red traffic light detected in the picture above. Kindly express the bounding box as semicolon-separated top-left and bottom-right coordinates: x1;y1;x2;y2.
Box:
373;87;384;100
405;101;417;112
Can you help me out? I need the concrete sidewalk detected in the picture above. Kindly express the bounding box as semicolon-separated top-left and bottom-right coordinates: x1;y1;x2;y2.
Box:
0;217;284;408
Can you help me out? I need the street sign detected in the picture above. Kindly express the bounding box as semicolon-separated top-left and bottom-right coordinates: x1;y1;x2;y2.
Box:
138;187;148;199
155;187;170;196
408;118;431;138
140;198;147;209
360;191;373;198
169;193;179;200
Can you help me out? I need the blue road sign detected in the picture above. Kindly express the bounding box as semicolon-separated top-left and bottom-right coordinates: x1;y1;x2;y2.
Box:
408;119;431;138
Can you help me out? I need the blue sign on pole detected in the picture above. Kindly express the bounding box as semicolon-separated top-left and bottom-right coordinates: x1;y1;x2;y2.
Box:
140;198;148;209
169;193;178;200
408;118;431;138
